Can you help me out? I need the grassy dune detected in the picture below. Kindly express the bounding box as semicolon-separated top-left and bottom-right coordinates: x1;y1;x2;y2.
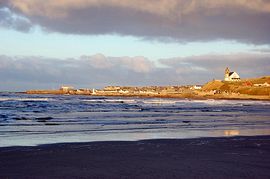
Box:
203;76;270;96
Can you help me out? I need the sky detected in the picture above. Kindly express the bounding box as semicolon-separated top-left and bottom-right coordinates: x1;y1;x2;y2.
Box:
0;0;270;91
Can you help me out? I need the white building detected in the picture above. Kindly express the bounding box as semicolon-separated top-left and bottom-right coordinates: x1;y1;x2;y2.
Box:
224;67;240;81
190;85;202;90
60;86;74;92
254;82;270;87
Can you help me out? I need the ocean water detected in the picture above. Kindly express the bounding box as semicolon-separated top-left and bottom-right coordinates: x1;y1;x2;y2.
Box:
0;92;270;147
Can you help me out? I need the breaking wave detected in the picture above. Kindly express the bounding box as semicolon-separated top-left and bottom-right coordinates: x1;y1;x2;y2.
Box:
1;92;270;146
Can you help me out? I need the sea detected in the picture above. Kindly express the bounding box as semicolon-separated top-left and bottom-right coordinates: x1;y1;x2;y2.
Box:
0;92;270;147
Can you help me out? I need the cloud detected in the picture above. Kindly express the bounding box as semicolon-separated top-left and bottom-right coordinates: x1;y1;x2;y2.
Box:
159;53;270;80
80;54;154;73
251;47;270;53
0;7;32;31
0;54;158;91
0;53;269;91
80;54;155;73
1;0;270;44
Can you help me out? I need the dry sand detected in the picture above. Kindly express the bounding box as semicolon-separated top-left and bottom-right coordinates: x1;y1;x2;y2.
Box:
1;136;270;178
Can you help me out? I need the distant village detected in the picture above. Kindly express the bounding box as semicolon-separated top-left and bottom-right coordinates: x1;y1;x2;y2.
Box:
26;67;270;100
58;84;202;96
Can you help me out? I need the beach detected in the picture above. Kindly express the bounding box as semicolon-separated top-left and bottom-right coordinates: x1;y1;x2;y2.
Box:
1;93;270;178
1;136;270;178
2;0;270;178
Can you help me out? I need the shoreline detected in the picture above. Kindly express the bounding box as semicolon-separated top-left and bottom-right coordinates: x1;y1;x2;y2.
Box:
1;135;270;178
22;90;270;101
92;93;270;101
22;76;270;101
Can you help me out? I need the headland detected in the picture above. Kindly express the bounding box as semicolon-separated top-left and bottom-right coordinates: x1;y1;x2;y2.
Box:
25;76;270;100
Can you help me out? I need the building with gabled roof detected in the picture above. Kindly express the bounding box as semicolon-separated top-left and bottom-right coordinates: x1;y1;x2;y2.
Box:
224;67;240;81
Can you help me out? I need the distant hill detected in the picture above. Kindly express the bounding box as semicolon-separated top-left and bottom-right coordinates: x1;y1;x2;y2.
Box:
202;76;270;96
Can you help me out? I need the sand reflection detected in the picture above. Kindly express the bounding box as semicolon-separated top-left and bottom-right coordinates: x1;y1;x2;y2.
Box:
224;130;240;136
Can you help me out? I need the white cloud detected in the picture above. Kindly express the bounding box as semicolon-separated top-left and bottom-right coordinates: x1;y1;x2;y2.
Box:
0;53;269;91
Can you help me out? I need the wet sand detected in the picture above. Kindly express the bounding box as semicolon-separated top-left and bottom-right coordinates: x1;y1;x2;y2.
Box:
1;136;270;178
